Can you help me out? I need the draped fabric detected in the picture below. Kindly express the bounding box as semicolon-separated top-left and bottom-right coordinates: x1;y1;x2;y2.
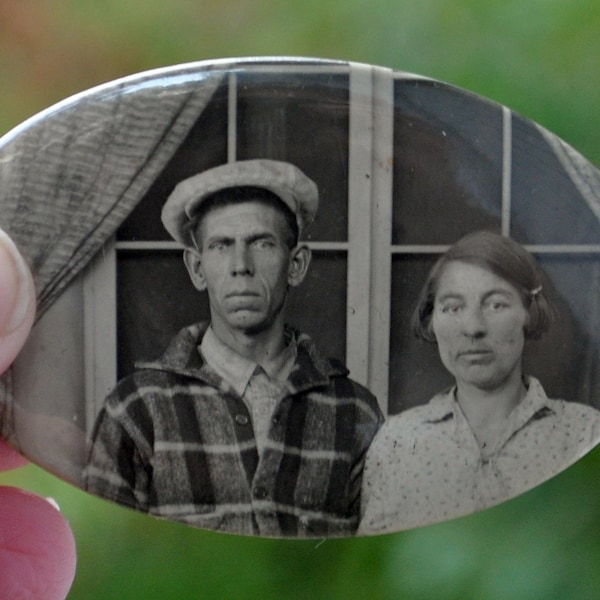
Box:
0;67;225;317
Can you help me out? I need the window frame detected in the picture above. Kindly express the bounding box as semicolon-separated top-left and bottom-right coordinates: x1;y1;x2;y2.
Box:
82;64;600;431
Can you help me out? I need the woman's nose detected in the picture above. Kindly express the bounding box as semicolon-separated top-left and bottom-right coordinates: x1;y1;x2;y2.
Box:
461;307;486;338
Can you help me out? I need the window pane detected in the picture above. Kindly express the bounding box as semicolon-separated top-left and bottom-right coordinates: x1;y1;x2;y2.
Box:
236;72;350;242
511;114;600;245
389;254;453;414
117;251;209;378
529;254;600;407
285;251;347;362
392;79;503;245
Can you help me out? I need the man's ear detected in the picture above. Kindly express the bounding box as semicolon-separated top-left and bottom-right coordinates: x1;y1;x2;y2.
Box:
183;248;207;292
288;244;311;288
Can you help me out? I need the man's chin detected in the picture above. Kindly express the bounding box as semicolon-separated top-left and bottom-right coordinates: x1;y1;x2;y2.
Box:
228;311;269;335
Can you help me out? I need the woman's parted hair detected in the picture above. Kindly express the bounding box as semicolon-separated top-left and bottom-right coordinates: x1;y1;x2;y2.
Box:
411;230;556;343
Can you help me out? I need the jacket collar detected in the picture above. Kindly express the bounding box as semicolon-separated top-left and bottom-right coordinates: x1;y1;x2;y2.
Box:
135;321;348;395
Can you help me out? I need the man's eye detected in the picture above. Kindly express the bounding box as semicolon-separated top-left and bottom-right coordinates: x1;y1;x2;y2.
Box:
254;239;275;249
208;241;226;251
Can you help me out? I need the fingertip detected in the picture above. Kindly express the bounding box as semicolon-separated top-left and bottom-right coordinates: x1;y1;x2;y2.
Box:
0;487;76;600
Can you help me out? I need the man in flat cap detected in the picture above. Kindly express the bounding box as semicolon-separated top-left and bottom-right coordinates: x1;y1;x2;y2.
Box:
85;159;383;538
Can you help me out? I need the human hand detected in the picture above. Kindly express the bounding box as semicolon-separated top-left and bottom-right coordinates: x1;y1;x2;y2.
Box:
0;229;76;599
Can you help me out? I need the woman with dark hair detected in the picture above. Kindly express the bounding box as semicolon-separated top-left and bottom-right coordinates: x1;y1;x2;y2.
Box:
359;230;600;534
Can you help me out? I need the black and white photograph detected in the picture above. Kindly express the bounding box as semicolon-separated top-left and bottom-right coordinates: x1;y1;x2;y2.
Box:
1;58;600;539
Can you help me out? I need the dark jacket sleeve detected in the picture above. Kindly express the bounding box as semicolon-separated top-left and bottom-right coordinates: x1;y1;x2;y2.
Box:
84;379;152;511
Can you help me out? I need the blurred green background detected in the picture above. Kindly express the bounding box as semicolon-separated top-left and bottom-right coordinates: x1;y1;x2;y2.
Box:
1;1;600;598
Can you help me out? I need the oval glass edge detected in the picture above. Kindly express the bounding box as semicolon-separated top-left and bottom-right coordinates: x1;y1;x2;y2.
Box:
0;56;598;539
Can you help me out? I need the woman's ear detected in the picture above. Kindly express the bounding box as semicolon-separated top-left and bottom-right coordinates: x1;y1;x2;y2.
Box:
183;248;207;292
288;244;311;288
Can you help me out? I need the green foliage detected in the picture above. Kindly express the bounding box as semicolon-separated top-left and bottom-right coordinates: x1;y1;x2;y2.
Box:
4;448;600;599
1;0;599;163
1;2;600;597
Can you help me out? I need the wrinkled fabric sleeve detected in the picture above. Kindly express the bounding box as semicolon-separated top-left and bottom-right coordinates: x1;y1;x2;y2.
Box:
84;395;150;512
349;383;384;528
358;422;399;536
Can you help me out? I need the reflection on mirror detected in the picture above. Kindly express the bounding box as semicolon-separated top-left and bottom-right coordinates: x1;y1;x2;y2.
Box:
0;57;599;538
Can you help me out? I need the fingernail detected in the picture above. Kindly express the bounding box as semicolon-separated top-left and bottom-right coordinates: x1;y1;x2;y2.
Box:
45;497;61;511
0;228;33;334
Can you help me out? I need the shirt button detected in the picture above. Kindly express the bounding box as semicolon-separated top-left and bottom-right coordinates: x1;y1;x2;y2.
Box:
253;487;268;500
235;414;249;425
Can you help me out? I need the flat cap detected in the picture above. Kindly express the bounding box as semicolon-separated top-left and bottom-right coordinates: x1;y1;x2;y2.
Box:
161;159;319;246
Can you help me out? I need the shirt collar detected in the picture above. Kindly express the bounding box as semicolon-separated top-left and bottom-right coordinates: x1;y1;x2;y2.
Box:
137;321;348;393
199;326;297;397
503;376;553;429
431;376;554;448
434;377;550;414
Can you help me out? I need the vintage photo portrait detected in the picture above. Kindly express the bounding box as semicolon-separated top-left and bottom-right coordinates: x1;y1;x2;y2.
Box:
1;58;599;538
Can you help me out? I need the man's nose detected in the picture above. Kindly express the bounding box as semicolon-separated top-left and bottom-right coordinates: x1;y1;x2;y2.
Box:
230;243;253;276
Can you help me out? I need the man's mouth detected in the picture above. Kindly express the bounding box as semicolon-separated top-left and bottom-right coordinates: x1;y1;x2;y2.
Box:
225;292;262;310
226;291;259;298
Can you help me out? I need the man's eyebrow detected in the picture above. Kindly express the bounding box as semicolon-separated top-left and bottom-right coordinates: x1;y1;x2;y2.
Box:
203;231;279;247
246;232;278;243
204;234;234;246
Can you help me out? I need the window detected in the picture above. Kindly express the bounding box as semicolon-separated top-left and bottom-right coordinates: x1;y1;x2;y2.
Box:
79;62;600;433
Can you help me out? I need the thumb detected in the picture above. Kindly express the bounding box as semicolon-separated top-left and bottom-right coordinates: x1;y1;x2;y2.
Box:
0;232;77;598
0;228;35;374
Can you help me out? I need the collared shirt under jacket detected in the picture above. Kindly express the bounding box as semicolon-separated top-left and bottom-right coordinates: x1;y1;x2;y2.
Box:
84;322;383;538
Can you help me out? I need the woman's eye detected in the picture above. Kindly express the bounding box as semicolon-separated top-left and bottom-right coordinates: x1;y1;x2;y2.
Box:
485;300;508;312
487;296;510;308
440;304;461;314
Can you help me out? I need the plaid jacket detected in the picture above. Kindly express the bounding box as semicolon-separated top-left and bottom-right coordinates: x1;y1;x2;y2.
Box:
84;323;383;538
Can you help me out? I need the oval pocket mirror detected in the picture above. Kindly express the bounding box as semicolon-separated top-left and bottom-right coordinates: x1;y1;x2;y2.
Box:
1;57;599;538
